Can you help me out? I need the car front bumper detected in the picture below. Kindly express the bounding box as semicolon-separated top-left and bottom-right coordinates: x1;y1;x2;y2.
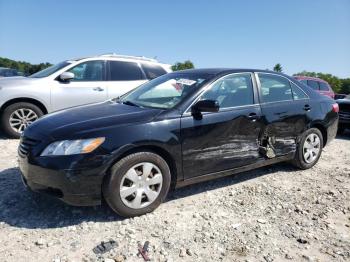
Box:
18;148;111;206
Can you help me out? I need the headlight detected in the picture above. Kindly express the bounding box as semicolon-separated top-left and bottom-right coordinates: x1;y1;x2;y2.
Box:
41;137;105;156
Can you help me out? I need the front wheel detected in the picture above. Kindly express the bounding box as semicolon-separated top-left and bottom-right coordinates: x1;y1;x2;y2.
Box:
103;152;171;217
1;102;43;138
292;128;323;169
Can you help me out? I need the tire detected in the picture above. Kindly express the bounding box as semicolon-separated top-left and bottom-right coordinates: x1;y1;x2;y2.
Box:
103;152;171;217
292;128;323;169
1;102;44;138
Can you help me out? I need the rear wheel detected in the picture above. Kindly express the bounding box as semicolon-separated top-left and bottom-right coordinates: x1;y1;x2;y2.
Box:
1;102;44;138
103;152;171;217
292;128;323;169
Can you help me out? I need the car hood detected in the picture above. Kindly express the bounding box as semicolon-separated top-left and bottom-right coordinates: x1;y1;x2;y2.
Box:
24;101;163;140
0;76;41;88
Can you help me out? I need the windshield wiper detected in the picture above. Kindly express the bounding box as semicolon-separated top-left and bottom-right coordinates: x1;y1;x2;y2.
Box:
122;100;140;107
112;96;121;103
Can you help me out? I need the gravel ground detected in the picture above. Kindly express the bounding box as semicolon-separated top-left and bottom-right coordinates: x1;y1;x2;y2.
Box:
0;131;349;262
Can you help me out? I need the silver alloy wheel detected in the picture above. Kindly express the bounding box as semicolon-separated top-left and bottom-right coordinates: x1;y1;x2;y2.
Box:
302;133;321;164
120;162;163;209
9;108;38;133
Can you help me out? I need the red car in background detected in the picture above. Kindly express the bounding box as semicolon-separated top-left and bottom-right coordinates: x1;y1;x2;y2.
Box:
294;76;335;99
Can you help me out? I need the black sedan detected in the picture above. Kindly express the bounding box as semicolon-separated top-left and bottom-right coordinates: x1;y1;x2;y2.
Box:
18;69;339;217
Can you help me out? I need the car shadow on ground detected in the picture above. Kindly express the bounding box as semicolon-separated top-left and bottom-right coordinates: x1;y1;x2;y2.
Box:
336;129;350;141
0;131;8;140
0;162;296;230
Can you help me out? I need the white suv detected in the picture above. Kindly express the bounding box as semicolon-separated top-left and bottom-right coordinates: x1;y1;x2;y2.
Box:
0;54;171;138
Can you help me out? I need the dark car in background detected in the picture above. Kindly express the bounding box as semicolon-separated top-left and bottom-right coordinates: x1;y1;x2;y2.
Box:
18;69;339;217
295;76;335;99
0;67;22;77
336;95;350;134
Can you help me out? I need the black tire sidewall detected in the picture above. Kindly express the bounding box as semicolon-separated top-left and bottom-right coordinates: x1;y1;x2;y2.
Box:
1;102;43;138
295;128;323;169
103;152;171;217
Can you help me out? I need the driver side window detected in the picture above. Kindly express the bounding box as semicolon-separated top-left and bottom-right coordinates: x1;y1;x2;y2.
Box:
201;73;254;109
67;60;105;81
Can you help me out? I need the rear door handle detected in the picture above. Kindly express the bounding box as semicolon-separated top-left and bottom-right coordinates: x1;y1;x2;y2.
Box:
93;87;104;92
247;113;259;121
304;104;311;111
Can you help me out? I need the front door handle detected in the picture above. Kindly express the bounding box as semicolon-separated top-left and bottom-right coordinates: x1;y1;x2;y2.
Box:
93;87;104;92
304;104;311;111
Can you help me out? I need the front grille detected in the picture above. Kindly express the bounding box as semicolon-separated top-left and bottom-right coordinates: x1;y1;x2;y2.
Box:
18;136;40;157
339;112;350;120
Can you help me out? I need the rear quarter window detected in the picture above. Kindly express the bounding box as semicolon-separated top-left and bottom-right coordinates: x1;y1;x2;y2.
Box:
307;80;320;90
142;63;167;80
319;82;330;91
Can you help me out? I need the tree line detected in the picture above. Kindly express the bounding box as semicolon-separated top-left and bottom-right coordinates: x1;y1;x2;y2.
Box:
272;63;350;94
0;57;348;94
0;57;52;76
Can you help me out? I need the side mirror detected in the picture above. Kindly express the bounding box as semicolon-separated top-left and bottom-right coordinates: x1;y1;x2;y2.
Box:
191;99;219;118
59;72;75;82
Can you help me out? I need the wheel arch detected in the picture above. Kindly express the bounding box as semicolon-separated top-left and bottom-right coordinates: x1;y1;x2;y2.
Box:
310;123;327;147
0;97;48;115
105;145;179;188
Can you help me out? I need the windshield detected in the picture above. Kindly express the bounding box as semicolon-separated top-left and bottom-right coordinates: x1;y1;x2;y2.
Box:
29;61;72;78
120;73;212;109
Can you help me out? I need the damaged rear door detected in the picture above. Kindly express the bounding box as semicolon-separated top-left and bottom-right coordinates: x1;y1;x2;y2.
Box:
256;73;309;157
181;73;264;179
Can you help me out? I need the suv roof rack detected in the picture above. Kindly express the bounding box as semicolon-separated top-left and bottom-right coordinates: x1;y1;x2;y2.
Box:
99;53;158;62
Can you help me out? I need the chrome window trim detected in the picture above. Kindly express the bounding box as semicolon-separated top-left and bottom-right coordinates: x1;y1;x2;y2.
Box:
255;72;309;104
290;82;310;100
183;72;256;116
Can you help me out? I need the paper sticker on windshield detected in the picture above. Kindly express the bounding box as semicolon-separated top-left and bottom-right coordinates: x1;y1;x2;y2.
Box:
176;79;197;86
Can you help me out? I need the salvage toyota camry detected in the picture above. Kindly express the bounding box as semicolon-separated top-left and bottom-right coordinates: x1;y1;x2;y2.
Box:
18;69;339;217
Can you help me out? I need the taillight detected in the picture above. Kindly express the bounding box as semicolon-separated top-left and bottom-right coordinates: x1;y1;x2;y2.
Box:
332;103;339;113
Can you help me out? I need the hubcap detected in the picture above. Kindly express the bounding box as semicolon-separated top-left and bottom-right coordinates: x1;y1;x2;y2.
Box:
303;133;321;164
120;162;163;209
9;108;38;133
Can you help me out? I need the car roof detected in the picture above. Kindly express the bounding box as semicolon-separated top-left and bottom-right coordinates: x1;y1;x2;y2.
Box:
69;54;169;66
171;68;289;77
294;75;328;83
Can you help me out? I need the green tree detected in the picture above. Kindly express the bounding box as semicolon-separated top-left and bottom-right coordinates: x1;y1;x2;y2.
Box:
171;60;195;71
273;63;283;72
340;78;350;94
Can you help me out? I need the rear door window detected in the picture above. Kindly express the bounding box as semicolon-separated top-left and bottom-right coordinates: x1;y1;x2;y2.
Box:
141;63;167;79
109;61;144;81
291;83;308;100
307;80;320;90
319;82;329;91
258;74;293;103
